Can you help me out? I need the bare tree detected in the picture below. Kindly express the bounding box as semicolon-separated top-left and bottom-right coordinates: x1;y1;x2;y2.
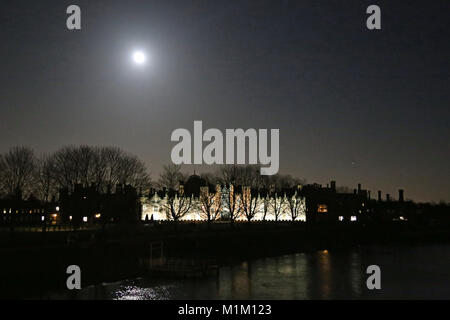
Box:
239;165;261;187
261;194;271;221
0;154;4;196
35;154;57;202
102;146;124;191
158;164;192;221
158;164;184;191
90;147;110;192
51;145;78;190
162;189;193;221
219;164;264;222
77;145;96;186
270;173;305;191
218;164;240;186
286;190;306;221
199;185;222;223
218;164;261;187
0;146;36;199
199;172;219;186
223;184;242;222
115;152;151;192
51;145;150;193
269;193;286;221
240;186;261;222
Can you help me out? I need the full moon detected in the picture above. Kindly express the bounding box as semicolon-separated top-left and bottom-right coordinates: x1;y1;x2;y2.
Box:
132;51;147;65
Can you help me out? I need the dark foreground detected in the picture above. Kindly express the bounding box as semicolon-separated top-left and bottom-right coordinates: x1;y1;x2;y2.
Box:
1;221;450;299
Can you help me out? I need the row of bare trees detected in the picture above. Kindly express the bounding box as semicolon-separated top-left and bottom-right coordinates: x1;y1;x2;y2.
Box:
1;147;304;222
219;165;306;222
156;164;306;222
0;146;151;201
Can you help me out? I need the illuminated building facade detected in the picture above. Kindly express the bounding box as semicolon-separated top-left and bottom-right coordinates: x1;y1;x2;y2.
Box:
141;174;307;222
141;176;411;224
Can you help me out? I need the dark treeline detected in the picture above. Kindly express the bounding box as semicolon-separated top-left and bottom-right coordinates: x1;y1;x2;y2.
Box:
0;146;306;202
0;146;151;201
1;146;448;208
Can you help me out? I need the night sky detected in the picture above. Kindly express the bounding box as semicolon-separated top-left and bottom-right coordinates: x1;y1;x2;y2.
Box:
0;0;449;202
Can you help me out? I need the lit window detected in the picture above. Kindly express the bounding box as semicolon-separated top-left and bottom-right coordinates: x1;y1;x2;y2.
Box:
41;216;45;221
338;216;344;221
350;216;357;222
83;217;88;222
56;206;60;212
317;204;328;213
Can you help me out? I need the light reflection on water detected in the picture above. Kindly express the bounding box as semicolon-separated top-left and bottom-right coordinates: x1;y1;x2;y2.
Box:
53;245;450;300
113;284;173;300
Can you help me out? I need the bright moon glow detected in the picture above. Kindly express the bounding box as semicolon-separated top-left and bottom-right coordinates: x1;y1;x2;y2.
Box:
132;51;146;65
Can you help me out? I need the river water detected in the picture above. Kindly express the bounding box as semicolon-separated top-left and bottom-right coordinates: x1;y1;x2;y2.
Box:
50;244;450;299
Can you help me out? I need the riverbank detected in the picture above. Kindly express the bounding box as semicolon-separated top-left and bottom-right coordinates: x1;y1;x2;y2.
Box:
1;221;450;298
50;244;450;300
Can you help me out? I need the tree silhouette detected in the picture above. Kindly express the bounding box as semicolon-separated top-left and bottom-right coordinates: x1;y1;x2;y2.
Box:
0;146;36;199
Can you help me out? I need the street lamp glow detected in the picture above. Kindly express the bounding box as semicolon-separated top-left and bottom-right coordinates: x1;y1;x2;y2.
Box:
132;51;146;65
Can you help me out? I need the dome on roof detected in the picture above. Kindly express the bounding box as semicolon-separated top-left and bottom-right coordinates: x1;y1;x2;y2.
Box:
184;174;207;197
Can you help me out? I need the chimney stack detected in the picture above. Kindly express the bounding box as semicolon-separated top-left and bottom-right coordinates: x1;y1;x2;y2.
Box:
358;184;362;194
386;194;390;202
378;190;382;202
399;189;404;202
